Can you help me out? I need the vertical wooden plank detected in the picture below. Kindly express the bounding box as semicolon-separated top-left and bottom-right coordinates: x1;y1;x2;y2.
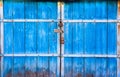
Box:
84;0;96;54
84;1;96;77
37;2;58;77
24;1;37;19
64;3;73;19
3;1;13;77
25;57;36;77
73;23;84;54
95;1;107;77
108;0;117;19
4;23;13;54
24;2;37;53
64;23;73;77
3;57;13;77
12;1;24;19
25;22;36;53
73;58;84;77
49;57;57;77
3;0;13;19
85;23;96;54
71;1;84;77
13;1;24;54
72;13;84;77
108;58;117;77
13;23;24;54
72;23;84;77
13;57;25;77
107;1;117;77
84;0;95;19
85;58;96;77
96;0;107;19
95;0;107;55
64;58;72;77
95;23;107;54
96;58;107;77
24;2;37;77
108;23;117;55
64;1;85;77
64;3;73;77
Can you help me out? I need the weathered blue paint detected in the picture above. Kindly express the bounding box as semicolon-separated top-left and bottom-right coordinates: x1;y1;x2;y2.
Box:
14;57;25;77
3;0;118;77
4;23;13;54
3;1;58;77
64;0;117;77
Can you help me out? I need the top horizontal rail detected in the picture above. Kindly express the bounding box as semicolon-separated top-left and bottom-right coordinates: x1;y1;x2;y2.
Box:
1;19;120;23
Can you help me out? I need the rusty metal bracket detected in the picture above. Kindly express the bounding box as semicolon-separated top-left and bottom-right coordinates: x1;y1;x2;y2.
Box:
60;37;64;44
54;29;64;33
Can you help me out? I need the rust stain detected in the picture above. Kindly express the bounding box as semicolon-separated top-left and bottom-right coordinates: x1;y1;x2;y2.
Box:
5;70;12;77
86;73;94;77
118;0;120;17
118;24;120;54
25;70;36;77
14;71;24;77
6;68;56;77
75;73;82;77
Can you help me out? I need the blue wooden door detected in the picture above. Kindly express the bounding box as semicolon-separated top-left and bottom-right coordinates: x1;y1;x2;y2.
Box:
2;1;59;77
0;0;119;77
63;0;118;77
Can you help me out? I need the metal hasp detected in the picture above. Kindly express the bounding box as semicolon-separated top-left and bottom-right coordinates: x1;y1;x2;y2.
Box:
59;20;64;44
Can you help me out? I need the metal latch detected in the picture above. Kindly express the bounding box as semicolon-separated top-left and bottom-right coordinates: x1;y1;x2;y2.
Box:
54;29;64;33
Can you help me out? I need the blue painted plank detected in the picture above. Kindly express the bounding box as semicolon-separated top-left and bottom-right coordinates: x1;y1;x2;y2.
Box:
84;0;95;19
64;3;72;19
4;23;13;54
13;57;25;77
107;58;117;77
48;22;57;54
64;58;73;77
85;58;96;77
72;23;84;54
49;57;57;77
64;23;73;77
12;1;24;19
25;57;37;77
25;22;36;54
96;23;107;54
24;1;37;54
85;23;96;54
24;2;37;19
96;0;107;19
13;23;24;54
3;0;13;19
73;58;84;77
108;23;117;55
64;0;84;19
108;0;117;19
37;22;49;54
38;2;57;19
37;57;43;77
96;58;107;77
37;57;49;77
3;57;13;77
64;23;72;54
